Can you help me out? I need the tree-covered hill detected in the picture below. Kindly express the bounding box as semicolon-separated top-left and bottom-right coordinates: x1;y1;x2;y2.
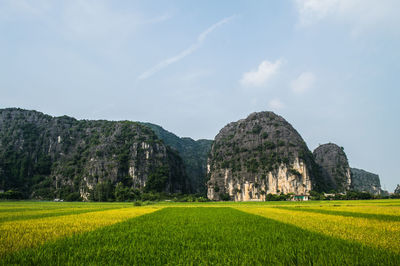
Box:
0;108;189;200
140;123;213;194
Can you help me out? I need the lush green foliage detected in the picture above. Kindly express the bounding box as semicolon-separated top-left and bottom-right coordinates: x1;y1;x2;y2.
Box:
0;190;23;200
265;193;292;201
309;190;388;200
141;123;213;194
390;192;400;199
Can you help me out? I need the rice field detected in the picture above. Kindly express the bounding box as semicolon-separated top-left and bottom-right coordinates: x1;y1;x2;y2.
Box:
0;203;159;256
1;200;399;265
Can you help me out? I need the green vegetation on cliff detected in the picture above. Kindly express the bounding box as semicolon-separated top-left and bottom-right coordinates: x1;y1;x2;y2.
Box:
207;112;327;200
0;108;189;200
141;123;212;194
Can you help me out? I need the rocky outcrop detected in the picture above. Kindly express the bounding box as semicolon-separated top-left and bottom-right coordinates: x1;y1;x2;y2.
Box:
0;108;188;199
207;112;322;201
140;123;213;194
313;143;351;192
350;168;384;195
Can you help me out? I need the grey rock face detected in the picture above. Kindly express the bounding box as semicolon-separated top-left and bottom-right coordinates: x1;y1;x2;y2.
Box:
207;112;321;201
351;168;383;195
0;108;188;199
313;143;351;192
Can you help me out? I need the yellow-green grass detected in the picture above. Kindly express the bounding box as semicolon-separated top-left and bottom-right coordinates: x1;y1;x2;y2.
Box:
2;207;399;265
0;202;135;215
275;205;400;222
0;202;141;223
0;201;136;209
0;206;159;256
0;206;126;223
1;199;399;263
237;205;400;253
287;204;400;215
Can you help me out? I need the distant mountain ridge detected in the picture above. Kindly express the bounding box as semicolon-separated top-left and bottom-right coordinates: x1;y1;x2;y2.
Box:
0;108;189;200
206;112;387;201
0;108;388;201
140;123;212;194
313;144;387;195
351;168;387;195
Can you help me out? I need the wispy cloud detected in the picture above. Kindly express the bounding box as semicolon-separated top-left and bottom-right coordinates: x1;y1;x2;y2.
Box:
294;0;400;34
62;0;172;41
268;98;285;110
0;0;172;42
294;0;339;26
0;0;51;19
138;15;236;80
240;59;283;87
291;72;316;94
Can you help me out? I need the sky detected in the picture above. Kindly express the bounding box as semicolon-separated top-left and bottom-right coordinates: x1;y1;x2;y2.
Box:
0;0;399;191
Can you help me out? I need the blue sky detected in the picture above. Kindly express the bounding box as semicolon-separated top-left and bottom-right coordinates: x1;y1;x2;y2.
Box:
1;0;399;191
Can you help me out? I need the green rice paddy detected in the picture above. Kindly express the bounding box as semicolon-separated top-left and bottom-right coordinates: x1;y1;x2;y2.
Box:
1;200;399;265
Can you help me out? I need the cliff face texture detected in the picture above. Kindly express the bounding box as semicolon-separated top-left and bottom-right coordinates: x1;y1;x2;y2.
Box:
140;123;213;194
350;168;384;195
1;107;388;201
313;143;351;193
0;108;188;199
207;112;322;201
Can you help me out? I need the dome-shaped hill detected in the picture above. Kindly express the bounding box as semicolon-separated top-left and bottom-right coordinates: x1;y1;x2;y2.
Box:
313;143;351;193
207;111;322;201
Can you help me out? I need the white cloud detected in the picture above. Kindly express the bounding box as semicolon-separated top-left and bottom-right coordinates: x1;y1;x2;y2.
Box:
268;98;285;111
0;0;171;42
291;72;316;94
0;0;51;19
295;0;339;26
62;0;172;41
240;59;283;87
294;0;400;33
138;15;235;80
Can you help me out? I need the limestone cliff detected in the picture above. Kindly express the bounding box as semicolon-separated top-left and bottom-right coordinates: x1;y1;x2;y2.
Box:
351;168;384;195
0;108;188;200
140;123;213;194
207;112;322;201
313;143;351;192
